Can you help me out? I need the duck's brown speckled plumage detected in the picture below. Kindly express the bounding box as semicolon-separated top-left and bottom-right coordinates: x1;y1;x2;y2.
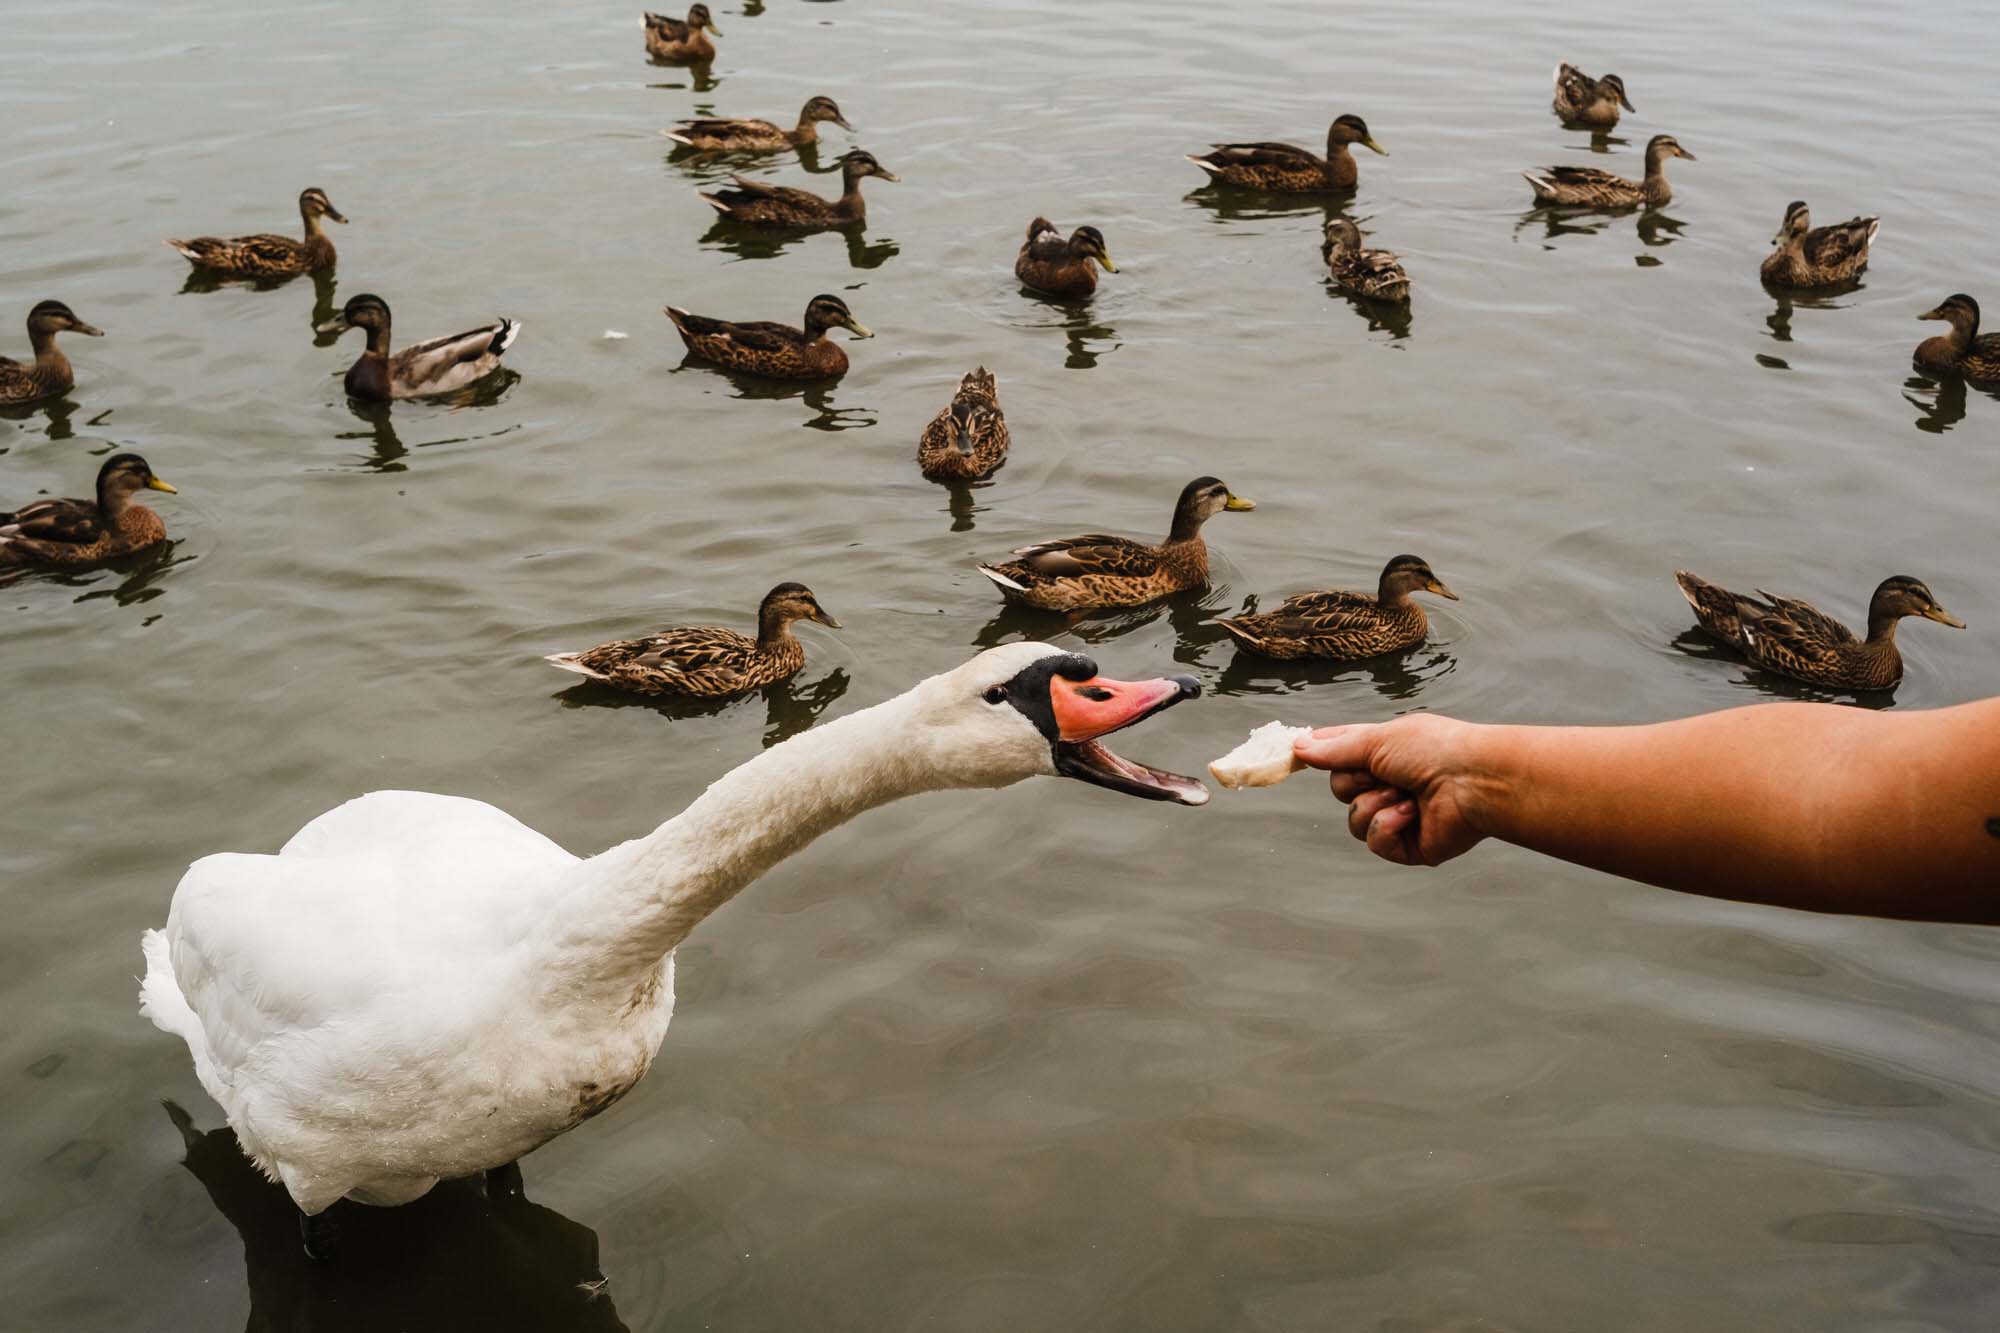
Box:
546;583;838;698
977;477;1254;611
1187;114;1386;193
0;453;176;568
165;188;346;278
1551;64;1633;127
1914;294;2000;385
918;367;1009;481
1321;220;1410;303
1014;218;1117;299
1218;556;1458;660
665;96;852;152
1676;570;1964;691
665;294;871;381
699;149;898;229
643;4;718;62
0;300;104;407
1761;201;1878;289
1524;134;1694;209
316;294;521;401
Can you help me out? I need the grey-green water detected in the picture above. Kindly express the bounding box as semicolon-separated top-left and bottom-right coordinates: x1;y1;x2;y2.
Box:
5;0;1999;1328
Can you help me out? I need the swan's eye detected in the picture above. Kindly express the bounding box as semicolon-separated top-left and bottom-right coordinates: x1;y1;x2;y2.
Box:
983;686;1007;705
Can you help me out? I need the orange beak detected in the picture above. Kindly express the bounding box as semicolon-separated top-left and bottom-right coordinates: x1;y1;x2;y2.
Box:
1049;673;1199;742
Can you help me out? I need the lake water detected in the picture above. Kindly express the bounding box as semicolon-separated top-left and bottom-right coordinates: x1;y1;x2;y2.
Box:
5;0;1999;1328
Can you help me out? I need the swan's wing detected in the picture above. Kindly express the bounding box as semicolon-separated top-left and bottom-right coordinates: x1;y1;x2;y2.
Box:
280;789;573;861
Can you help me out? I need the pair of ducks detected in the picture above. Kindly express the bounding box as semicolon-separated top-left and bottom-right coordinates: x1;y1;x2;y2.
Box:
1533;63;1698;209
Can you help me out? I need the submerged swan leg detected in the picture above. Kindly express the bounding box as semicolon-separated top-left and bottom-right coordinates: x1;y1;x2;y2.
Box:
299;1208;337;1261
486;1160;524;1200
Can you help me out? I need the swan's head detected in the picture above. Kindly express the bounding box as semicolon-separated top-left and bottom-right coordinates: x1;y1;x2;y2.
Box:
906;643;1209;805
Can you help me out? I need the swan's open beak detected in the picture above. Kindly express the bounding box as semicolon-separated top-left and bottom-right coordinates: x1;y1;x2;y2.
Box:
1049;673;1208;805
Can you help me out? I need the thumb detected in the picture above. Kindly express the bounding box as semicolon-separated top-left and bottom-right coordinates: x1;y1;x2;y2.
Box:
1293;722;1383;772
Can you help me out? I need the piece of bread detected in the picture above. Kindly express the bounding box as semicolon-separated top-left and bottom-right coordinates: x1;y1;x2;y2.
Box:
1208;721;1314;789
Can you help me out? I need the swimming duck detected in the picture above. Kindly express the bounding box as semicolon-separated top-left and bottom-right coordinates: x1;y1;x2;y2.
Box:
1186;115;1386;193
165;188;347;278
1914;294;2000;385
1551;64;1633;128
0;452;176;568
141;643;1206;1256
315;294;521;401
1676;570;1963;691
1014;219;1117;299
1761;201;1879;289
664;96;853;152
698;149;899;229
918;368;1009;481
545;583;839;698
1217;555;1457;660
1321;220;1410;303
643;4;718;61
1524;134;1695;209
665;294;871;380
0;300;103;406
977;476;1254;611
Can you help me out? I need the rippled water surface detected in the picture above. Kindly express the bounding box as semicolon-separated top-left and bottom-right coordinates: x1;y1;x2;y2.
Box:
5;0;2000;1328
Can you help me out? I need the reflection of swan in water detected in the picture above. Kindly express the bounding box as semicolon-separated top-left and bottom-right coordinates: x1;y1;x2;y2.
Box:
162;1100;630;1331
556;667;852;747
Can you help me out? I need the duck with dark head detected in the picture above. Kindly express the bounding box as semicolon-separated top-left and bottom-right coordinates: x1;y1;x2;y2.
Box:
165;187;347;278
1915;294;2000;385
0;452;177;568
316;294;522;401
1015;219;1118;299
547;583;840;699
1219;555;1460;660
1186;114;1386;192
698;149;899;229
1525;134;1695;210
666;95;853;153
0;300;104;407
1676;570;1965;691
664;293;872;381
1761;200;1879;290
1551;64;1634;128
643;3;719;61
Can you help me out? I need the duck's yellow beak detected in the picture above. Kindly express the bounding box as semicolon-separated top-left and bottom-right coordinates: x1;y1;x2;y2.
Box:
147;477;178;494
1095;253;1118;273
843;318;874;339
1426;578;1459;600
1224;494;1256;511
1925;605;1966;628
1363;137;1388;156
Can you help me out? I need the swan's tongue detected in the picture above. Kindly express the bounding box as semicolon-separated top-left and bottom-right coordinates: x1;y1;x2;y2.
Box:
1049;673;1209;806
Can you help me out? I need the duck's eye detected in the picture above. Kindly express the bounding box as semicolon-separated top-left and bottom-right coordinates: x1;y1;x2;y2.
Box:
983;686;1007;705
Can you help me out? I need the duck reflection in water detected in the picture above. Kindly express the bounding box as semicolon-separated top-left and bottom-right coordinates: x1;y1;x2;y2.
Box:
1212;635;1456;702
1665;628;1896;709
673;357;876;431
162;1100;629;1332
697;217;899;270
337;371;523;472
1764;282;1862;347
556;667;850;747
0;393;81;441
1903;372;1986;435
1007;295;1116;370
973;586;1231;658
1181;185;1350;227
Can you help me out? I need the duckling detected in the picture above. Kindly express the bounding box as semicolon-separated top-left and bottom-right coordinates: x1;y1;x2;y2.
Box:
545;583;838;698
1676;571;1963;691
0;300;103;407
0;453;176;568
164;188;347;278
1218;556;1458;660
698;150;899;229
665;96;853;152
1015;219;1117;299
1914;294;2000;385
1551;64;1633;128
1761;201;1879;289
977;476;1254;611
643;4;718;62
1524;134;1695;209
1186;114;1386;192
1321;220;1410;303
918;368;1009;481
665;294;871;380
315;294;520;401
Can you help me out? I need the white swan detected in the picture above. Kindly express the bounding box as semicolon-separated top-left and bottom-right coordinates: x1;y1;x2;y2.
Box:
141;643;1206;1249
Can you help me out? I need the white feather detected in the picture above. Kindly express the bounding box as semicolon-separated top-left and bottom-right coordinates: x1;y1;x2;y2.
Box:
976;564;1027;592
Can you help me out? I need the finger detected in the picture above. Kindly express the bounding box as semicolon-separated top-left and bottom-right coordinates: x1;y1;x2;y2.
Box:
1328;769;1382;803
1366;799;1419;864
1294;724;1379;772
1347;786;1405;842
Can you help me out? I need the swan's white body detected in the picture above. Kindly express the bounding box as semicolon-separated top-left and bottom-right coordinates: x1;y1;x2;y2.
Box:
142;644;1194;1215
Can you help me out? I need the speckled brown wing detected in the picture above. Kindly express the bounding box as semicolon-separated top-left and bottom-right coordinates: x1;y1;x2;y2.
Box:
1326;245;1409;302
702;175;841;227
1219;590;1427;660
0;498;163;567
982;536;1198;610
1800;220;1875;273
1015;229;1096;297
572;626;801;698
1734;602;1892;688
1524;164;1643;208
0;354;69;406
917;369;1008;481
1675;570;1753;643
1191;142;1336;192
169;233;319;277
671;117;788;151
1552;64;1596;118
0;496;102;547
668;312;829;379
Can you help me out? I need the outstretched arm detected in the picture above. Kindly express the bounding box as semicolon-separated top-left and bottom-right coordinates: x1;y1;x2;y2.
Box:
1293;698;2000;925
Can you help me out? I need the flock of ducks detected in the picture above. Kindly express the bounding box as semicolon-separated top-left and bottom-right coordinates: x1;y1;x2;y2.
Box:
3;32;1995;697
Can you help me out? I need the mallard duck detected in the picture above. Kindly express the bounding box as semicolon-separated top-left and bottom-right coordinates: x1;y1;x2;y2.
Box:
546;583;838;699
643;4;718;61
698;149;898;229
1524;134;1695;209
1014;219;1117;299
664;95;852;152
1676;570;1963;691
1217;556;1457;660
1914;294;2000;384
0;300;103;407
164;188;346;278
315;294;521;401
665;294;871;380
1761;201;1878;289
1322;219;1410;303
977;476;1254;611
0;452;176;568
1186;115;1386;193
918;367;1009;481
1551;64;1633;127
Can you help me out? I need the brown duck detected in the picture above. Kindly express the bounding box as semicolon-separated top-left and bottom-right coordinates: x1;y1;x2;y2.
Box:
544;583;838;698
1551;64;1633;128
1015;219;1117;299
1322;220;1410;303
918;368;1009;481
0;300;103;407
0;453;176;568
1217;556;1458;660
165;188;346;278
1914;294;2000;385
1524;134;1695;209
1761;201;1878;289
1186;114;1386;192
1676;570;1964;691
643;4;718;61
664;96;852;152
664;294;872;380
698;149;898;229
977;476;1255;611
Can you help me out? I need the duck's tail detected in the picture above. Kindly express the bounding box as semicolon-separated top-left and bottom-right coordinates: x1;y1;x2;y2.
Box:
1521;170;1556;201
543;652;608;680
976;564;1027;594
